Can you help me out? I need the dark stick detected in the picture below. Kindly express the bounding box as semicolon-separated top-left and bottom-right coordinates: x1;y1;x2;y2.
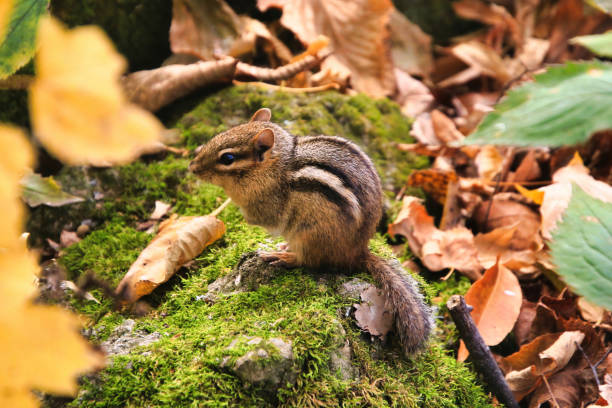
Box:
447;295;520;408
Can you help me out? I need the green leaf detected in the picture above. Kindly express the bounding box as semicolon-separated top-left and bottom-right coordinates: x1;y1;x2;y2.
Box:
571;31;612;57
20;172;85;207
550;185;612;310
0;0;49;79
465;61;612;147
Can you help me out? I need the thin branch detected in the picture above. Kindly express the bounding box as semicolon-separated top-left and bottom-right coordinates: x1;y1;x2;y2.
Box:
233;80;339;93
541;374;561;408
447;295;520;408
235;51;330;81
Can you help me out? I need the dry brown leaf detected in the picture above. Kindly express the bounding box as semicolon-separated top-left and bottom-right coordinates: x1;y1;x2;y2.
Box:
150;201;171;220
502;331;585;401
577;297;606;324
388;196;482;280
405;169;457;205
389;9;433;77
473;195;541;250
431;110;465;144
515;299;538;346
452;0;521;47
528;370;581;408
474;224;542;272
353;286;393;338
395;69;434;118
538;155;612;239
450;40;512;83
409;113;438;145
59;230;80;248
116;214;226;303
474;145;503;181
122;59;238;112
458;261;522;361
262;0;396;97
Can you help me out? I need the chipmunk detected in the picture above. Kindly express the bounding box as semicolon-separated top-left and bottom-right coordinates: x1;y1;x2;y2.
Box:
189;108;433;354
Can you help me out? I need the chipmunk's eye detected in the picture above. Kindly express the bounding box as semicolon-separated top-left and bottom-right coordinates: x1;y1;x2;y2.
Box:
219;153;235;165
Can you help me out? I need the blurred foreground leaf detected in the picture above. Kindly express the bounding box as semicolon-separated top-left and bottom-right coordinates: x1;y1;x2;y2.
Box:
550;185;612;310
20;173;85;207
466;61;612;146
0;0;48;79
30;17;163;166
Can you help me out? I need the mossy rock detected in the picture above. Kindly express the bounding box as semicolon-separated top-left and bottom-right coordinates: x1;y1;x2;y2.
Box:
28;86;491;407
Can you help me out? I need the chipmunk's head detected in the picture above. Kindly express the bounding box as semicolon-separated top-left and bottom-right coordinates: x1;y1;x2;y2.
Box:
189;108;277;189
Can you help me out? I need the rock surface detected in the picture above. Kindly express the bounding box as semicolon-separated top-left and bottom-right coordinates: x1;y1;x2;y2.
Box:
101;319;161;357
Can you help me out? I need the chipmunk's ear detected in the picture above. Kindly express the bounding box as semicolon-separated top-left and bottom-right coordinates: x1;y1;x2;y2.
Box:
252;128;274;161
250;108;271;122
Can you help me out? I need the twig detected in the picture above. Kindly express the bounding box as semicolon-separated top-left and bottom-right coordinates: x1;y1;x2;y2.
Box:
0;74;34;89
541;374;560;408
595;346;612;368
209;198;232;217
447;295;520;408
232;80;340;93
235;51;331;81
576;341;600;387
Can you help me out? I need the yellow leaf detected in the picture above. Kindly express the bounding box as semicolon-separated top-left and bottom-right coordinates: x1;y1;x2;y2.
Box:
0;126;34;248
116;214;226;303
30;17;163;166
515;183;544;205
0;0;12;42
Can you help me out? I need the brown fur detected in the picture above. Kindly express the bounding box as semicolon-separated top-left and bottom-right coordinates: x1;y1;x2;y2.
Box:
189;110;433;354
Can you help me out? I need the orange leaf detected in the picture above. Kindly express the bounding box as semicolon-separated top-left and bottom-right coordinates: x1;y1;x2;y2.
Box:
116;214;226;303
458;261;522;361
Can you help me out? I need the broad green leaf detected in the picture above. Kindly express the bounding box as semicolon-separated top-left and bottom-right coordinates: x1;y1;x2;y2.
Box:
0;0;49;79
465;61;612;146
550;185;612;310
571;31;612;57
20;173;84;207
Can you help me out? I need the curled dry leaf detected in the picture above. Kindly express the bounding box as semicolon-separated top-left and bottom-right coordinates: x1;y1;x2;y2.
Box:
116;214;226;304
577;297;606;324
354;286;393;338
30;17;164;166
122;59;238;112
539;154;612;239
431;110;464;144
450;40;512;84
502;331;585;401
474;224;543;273
527;369;581;408
388;196;482;280
458;261;522;361
395;69;434;118
261;0;396;97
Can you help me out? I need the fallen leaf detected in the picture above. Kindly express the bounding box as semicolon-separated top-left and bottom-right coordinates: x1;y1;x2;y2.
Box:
405;169;457;205
388;196;482;280
577;297;606;324
59;230;80;248
474;145;503;181
598;374;612;405
450;40;512;83
452;0;521;47
431;110;464;144
528;369;581;408
150;200;171;220
514;299;538;346
30;17;163;166
20;173;85;207
354;286;393;338
389;9;433;77
263;0;396;97
502;331;585;400
116;214;226;303
474;224;542;271
409;113;438;145
0;0;12;42
458;261;522;361
395;69;434;118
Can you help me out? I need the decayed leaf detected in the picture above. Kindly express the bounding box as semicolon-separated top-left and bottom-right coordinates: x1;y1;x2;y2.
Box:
528;370;581;408
263;0;396;97
30;17;164;166
388;196;482;280
116;214;226;303
458;261;522;361
20;173;85;207
501;331;585;401
354;286;393;338
150;200;172;220
539;155;612;239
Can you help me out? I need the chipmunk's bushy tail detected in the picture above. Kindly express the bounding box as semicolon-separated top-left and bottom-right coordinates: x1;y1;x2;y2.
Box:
365;253;434;354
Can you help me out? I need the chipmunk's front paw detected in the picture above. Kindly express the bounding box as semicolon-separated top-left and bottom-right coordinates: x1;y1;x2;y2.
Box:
258;251;298;268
